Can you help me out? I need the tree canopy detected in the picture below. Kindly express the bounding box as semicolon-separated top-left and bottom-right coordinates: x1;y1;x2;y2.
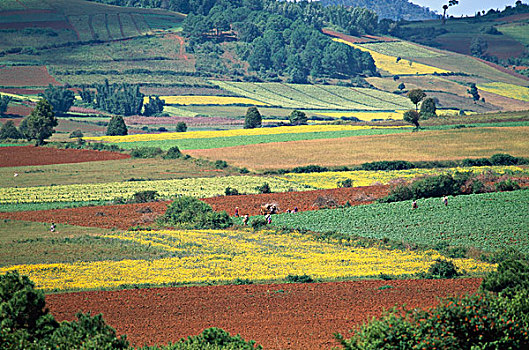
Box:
244;106;262;129
289;110;308;125
106;115;128;136
407;89;426;111
41;84;75;115
21;99;58;146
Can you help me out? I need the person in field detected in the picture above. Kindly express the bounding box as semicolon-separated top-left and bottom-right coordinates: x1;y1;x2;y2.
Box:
50;223;56;232
235;207;239;217
442;196;448;206
242;214;249;225
265;214;272;224
412;200;418;209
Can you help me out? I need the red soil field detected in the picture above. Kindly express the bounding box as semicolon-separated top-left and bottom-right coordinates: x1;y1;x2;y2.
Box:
0;186;389;228
46;278;482;349
203;185;390;216
0;66;60;87
5;104;32;117
0;146;130;167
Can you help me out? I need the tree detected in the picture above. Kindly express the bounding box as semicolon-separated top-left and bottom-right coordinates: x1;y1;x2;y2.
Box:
175;121;187;132
468;83;480;102
0;95;12;115
143;96;165;116
0;121;23;140
159;196;232;229
244;106;262;129
397;82;406;92
22;99;57;146
442;0;459;25
407;89;426;111
289;110;308;125
419;97;436;118
470;36;488;57
403;109;421;129
41;84;75;115
106;115;128;136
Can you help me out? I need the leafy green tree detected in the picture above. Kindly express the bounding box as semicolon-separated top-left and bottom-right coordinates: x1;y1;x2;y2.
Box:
481;253;529;297
159;196;232;229
289;110;308;125
94;79;144;116
0;95;12;115
244;106;261;129
22;99;57;146
407;89;426;111
419;97;436;118
79;85;94;104
143;96;165;116
41;84;75;115
403;109;421;129
0;120;23;140
468;83;480;102
69;129;84;138
175;121;187;132
470;36;488;57
106;115;128;136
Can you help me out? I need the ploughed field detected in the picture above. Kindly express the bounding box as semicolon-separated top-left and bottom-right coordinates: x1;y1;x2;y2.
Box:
46;278;482;350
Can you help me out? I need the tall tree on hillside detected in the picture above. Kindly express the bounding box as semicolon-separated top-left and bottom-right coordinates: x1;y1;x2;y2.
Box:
403;109;421;129
41;84;75;115
442;0;459;25
420;97;437;118
407;89;426;111
22;99;57;146
0;95;12;115
468;83;480;102
106;115;128;136
244;106;262;129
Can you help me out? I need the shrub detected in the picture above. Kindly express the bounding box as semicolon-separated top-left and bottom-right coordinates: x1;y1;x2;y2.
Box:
106;115;128;136
159;196;232;229
163;146;182;159
130;147;164;158
69;129;84;138
291;165;329;173
0;120;23;140
410;174;458;199
256;183;271;194
285;274;314;283
490;153;519;165
481;254;529;297
337;179;353;188
423;259;460;279
225;187;239;196
215;160;228;169
361;160;414;171
175;121;187;132
250;216;267;230
495;179;520;192
131;190;159;203
379;184;413;203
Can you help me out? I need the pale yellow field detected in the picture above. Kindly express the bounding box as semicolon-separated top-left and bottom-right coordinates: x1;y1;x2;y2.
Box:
317;110;406;121
333;38;451;75
478;82;529;102
0;229;494;291
185;127;529;170
144;95;269;106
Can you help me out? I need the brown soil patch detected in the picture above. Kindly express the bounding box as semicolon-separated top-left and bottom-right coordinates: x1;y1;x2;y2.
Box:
0;146;130;167
45;278;481;349
203;185;390;216
0;66;60;87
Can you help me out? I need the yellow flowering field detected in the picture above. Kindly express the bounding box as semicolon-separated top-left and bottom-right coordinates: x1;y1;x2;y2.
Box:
277;165;526;189
87;124;404;143
144;95;269;106
333;38;450;75
0;176;314;204
477;82;529;102
0;229;494;291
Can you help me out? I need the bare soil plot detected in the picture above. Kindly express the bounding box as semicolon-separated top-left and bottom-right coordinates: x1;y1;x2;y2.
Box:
45;278;482;349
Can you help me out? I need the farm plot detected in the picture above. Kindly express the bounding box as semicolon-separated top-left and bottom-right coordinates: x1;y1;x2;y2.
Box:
0;66;59;87
155;95;269;106
478;82;529;102
269;190;529;254
185;127;529;170
333;39;450;76
0;228;493;291
212;81;413;110
45;278;482;349
358;41;445;58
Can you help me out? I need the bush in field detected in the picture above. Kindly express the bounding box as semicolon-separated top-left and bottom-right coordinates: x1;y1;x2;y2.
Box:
143;96;165;116
403;109;421;129
244;106;261;129
422;259;460;279
0;95;12;115
490;153;520;165
481;253;529;298
337;179;353;188
0;120;23;140
335;292;529;350
410;174;457;199
215;160;228;169
175;121;187;132
163;146;182;159
256;183;271;194
250;216;267;230
0;271;128;349
361;160;414;171
140;327;262;349
69;129;84;138
285;274;314;283
225;187;239;196
131;190;159;203
106;115;128;136
159;196;232;229
495;179;520;192
288;110;308;125
130;147;164;158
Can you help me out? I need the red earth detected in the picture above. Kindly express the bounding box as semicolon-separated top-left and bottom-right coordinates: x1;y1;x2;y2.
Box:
45;278;482;349
0;146;130;167
0;66;60;87
0;186;389;228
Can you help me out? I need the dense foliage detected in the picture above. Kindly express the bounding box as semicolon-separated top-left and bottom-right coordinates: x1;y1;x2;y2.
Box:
20;99;57;146
159;196;232;229
106;115;128;136
143;96;165;116
288;110;308;125
40;84;75;115
141;328;262;349
244;106;262;129
94;80;144;116
0;95;12;115
0;120;23;140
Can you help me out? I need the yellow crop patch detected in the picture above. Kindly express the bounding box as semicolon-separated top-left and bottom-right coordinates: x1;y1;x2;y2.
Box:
0;229;494;291
333;38;450;75
478;82;529;102
144;95;269;106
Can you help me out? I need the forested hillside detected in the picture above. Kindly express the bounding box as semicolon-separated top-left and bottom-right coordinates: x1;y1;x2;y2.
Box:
319;0;438;20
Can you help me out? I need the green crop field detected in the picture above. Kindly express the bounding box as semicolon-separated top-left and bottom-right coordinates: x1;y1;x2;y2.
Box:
358;41;444;58
267;190;529;254
213;81;414;111
498;23;529;46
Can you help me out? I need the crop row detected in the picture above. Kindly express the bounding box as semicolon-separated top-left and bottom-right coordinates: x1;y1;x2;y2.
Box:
0;229;494;291
334;39;450;75
1;166;523;204
212;81;413;110
478;82;529;102
268;190;529;254
87;124;405;143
